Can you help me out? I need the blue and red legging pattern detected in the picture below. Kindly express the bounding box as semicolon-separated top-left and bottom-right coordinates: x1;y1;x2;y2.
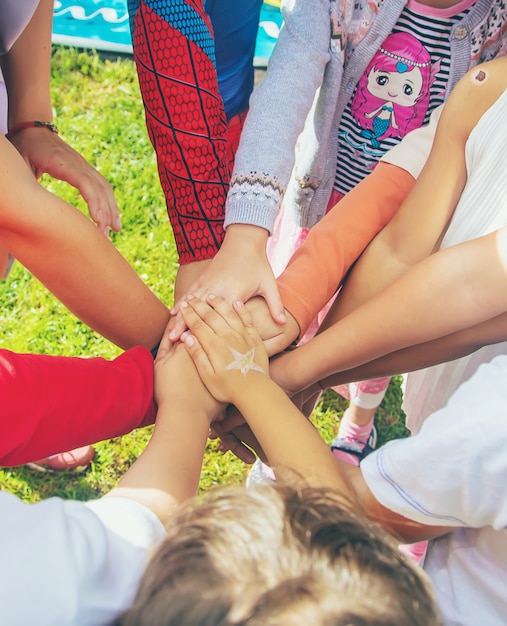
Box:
128;0;229;263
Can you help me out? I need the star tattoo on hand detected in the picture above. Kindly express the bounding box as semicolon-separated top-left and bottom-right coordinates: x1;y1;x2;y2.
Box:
225;347;265;376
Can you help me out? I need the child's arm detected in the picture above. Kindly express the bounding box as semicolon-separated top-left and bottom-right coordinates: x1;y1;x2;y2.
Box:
322;59;507;326
313;311;507;391
0;135;169;350
0;347;157;466
275;162;415;338
212;227;507;454
161;0;333;344
179;294;353;494
109;342;224;523
190;161;415;359
0;0;120;234
269;227;507;394
180;295;451;543
0;345;224;625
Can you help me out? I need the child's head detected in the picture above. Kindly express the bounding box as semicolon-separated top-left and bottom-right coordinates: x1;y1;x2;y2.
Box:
115;482;441;625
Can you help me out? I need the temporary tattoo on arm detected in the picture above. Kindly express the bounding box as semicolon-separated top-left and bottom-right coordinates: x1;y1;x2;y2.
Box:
225;347;265;376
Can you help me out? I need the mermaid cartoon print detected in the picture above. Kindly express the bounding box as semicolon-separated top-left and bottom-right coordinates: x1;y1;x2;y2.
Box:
351;32;439;148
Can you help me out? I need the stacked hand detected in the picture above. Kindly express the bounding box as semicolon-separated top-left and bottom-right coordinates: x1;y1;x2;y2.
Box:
154;340;225;427
179;294;269;406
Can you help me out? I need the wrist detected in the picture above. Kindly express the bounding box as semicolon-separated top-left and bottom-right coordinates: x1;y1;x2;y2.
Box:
228;370;272;410
6;120;58;141
282;310;301;346
270;349;308;395
231;371;278;413
222;224;269;254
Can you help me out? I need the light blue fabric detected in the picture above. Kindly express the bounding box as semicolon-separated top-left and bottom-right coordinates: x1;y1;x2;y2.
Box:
205;0;263;119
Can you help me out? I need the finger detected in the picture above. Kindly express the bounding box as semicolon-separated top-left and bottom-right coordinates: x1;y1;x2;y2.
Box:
211;410;247;434
232;300;264;345
262;334;291;356
167;311;189;343
232;424;267;462
182;332;214;379
182;295;236;337
40;142;119;231
205;293;251;335
76;177;119;235
180;302;221;363
170;286;208;316
260;281;287;325
215;431;257;464
156;317;184;360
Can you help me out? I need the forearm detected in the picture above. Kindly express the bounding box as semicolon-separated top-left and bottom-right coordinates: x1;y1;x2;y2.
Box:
273;229;507;390
318;311;507;388
110;401;210;525
111;343;222;525
0;140;169;348
225;0;331;233
234;374;355;497
130;0;227;263
0;347;156;466
323;76;482;326
277;164;415;335
1;0;54;127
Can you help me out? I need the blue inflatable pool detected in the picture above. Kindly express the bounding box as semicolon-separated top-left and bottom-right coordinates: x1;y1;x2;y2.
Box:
52;1;282;66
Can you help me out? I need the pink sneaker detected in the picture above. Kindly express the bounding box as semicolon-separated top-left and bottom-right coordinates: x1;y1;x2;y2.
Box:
331;426;377;466
27;445;95;472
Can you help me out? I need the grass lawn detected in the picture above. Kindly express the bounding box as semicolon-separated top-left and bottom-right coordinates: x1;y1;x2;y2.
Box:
0;47;408;503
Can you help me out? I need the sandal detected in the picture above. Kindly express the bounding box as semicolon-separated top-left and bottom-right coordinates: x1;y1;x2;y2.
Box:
331;425;377;461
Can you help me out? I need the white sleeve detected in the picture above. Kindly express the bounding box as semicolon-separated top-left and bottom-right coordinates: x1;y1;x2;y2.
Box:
361;354;507;530
0;493;166;626
380;105;442;179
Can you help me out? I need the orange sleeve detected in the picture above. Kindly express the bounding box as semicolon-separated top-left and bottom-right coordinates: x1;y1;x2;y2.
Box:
277;163;416;335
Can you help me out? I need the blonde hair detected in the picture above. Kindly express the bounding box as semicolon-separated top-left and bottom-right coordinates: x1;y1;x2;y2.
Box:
115;483;441;626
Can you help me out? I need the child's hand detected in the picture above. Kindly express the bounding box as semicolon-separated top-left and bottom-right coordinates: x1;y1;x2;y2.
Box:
180;294;269;405
10;131;121;236
154;341;225;425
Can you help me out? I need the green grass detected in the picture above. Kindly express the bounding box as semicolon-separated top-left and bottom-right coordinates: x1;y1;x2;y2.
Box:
0;47;408;503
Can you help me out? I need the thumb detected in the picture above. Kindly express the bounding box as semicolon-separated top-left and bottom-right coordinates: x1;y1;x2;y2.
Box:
260;281;286;325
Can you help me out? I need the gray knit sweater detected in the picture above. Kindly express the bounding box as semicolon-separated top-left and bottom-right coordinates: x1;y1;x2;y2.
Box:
225;0;507;233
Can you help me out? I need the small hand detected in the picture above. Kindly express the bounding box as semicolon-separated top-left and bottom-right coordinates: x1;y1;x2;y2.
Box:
10;130;121;236
209;405;263;464
268;349;304;396
180;294;269;405
167;225;286;343
244;296;300;356
154;340;225;425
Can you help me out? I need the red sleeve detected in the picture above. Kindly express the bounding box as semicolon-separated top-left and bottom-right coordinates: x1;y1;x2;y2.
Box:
0;346;156;466
277;163;417;335
130;0;229;264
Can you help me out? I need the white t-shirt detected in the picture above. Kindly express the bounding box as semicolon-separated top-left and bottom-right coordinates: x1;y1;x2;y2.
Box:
361;355;507;625
380;103;442;179
0;494;166;626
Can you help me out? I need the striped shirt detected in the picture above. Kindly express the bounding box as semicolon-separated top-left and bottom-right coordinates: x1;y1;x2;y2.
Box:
334;0;475;195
